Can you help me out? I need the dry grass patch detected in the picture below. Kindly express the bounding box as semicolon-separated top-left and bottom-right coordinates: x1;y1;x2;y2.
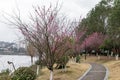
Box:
104;60;120;80
37;62;90;80
81;56;113;63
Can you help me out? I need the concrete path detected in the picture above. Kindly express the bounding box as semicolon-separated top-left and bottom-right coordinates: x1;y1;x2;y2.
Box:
78;63;108;80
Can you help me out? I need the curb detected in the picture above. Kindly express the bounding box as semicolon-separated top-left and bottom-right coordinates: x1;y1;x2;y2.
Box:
77;63;92;80
103;65;109;80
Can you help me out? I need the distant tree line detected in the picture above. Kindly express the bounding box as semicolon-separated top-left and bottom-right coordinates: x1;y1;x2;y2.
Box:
77;0;120;56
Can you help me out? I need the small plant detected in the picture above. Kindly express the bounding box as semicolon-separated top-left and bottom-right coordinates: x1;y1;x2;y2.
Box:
0;69;10;75
76;55;80;63
11;67;36;80
35;60;46;68
0;69;11;80
0;75;11;80
55;56;69;69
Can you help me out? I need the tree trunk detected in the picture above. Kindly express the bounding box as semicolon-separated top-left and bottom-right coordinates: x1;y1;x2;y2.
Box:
85;54;87;60
62;65;64;72
74;57;76;62
50;70;53;80
96;53;100;60
115;54;119;60
37;65;39;75
31;56;33;65
114;49;119;60
108;52;110;59
111;51;113;57
98;55;100;60
64;65;67;72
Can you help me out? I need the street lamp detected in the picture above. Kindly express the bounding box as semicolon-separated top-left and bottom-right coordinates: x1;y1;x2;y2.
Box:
7;61;16;71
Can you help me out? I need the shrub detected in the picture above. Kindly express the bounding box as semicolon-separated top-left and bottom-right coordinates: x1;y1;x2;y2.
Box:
35;60;40;65
76;55;80;63
0;69;11;80
11;67;36;80
30;65;37;72
0;75;11;80
0;69;10;75
55;56;69;69
35;60;46;66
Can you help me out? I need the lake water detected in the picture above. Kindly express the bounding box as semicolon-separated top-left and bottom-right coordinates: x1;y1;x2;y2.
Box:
0;55;37;72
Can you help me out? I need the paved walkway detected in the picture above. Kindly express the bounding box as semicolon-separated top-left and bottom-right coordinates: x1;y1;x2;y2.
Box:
79;63;107;80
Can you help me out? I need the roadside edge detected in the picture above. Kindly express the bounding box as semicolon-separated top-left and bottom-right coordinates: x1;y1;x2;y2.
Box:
77;63;92;80
103;65;109;80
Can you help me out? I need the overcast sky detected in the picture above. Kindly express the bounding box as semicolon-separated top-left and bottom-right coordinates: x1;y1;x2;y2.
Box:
0;0;101;42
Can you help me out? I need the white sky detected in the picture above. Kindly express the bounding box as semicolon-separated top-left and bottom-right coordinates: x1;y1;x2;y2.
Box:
0;0;101;42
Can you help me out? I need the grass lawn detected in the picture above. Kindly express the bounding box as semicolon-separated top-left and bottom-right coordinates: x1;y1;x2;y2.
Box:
81;56;120;80
36;62;90;80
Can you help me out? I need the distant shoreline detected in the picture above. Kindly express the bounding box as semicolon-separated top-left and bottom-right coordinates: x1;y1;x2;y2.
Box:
0;52;28;56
